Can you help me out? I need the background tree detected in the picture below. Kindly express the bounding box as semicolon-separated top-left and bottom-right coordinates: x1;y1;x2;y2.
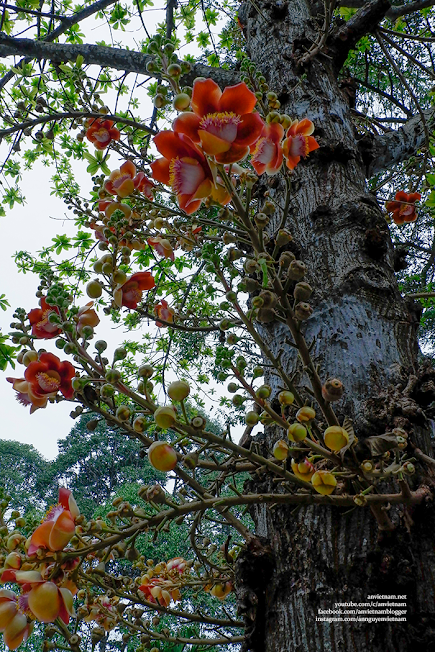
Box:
0;1;435;652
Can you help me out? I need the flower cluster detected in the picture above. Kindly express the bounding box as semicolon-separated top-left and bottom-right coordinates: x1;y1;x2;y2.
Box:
386;190;421;225
0;490;80;649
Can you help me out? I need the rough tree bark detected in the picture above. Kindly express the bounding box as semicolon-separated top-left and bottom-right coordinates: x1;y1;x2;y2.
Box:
234;1;435;651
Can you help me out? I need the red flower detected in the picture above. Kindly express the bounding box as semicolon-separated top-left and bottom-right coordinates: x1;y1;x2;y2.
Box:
134;171;155;199
154;300;175;327
151;131;229;214
386;191;421;225
27;297;61;339
250;122;284;176
148;236;175;261
27;488;79;556
282;119;319;170
105;160;136;198
24;352;76;402
114;272;155;309
86;118;120;150
173;78;264;164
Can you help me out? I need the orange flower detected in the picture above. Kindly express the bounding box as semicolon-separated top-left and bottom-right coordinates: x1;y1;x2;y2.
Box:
27;488;79;556
86;118;120;150
76;302;100;336
151;131;229;214
250;122;284;176
148;236;175;261
105;160;136;198
138;577;181;607
134;171;155;199
154;300;175;327
282;119;319;170
386;191;421;225
173;78;264;163
114;271;156;309
0;589;33;650
27;297;61;339
24;352;75;402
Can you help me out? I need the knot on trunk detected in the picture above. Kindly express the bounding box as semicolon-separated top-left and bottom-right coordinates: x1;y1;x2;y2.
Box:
235;536;275;652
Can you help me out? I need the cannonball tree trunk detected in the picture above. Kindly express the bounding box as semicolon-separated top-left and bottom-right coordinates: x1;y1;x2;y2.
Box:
234;2;435;651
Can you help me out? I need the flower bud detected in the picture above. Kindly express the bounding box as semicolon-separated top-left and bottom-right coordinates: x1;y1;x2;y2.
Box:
133;416;146;432
148;441;177;472
245;411;259;426
105;368;121;383
296;406;316;422
353;494;367;506
275;229;292;247
273;439;289;460
278;391;295;405
288;423;307;442
116;405;131;421
259;290;277;308
256;384;271;399
253;366;264;378
323;426;349;451
154;406;177;429
288;260;307;280
279;251;296;269
321;378;344;402
22;350;38;366
291;458;315;481
244;278;261;292
227;382;239;393
294;302;313;320
254;213;269;228
138;364;154;378
293;282;313;302
260;411;274;425
86;280;103;299
173;93;191;110
168;380;190;402
101;383;115;398
311;470;337;495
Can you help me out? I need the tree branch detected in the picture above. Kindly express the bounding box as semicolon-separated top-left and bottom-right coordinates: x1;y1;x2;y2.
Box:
340;0;435;16
329;0;391;72
0;33;238;88
0;0;119;89
360;105;435;176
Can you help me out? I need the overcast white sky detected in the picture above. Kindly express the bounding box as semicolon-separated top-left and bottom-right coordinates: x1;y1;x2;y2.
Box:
0;2;236;460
